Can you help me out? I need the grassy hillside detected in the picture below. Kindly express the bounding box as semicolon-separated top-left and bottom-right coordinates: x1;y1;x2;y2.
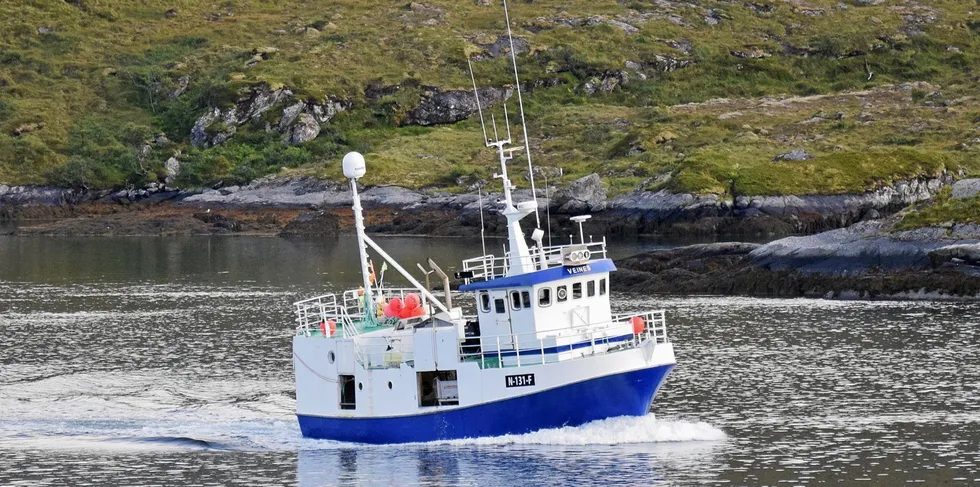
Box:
1;0;978;196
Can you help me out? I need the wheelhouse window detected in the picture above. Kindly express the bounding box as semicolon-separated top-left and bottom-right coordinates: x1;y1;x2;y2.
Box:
538;288;552;307
521;291;531;309
511;291;522;310
480;292;491;313
599;278;607;295
572;282;582;299
557;285;568;302
495;298;506;314
587;280;596;297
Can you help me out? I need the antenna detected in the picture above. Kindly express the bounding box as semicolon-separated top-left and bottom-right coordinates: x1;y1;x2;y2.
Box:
503;104;512;141
543;169;552;247
478;184;487;256
503;0;540;228
467;58;489;145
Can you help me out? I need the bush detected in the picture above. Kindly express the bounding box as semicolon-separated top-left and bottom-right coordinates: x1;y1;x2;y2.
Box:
54;119;155;188
175;130;337;186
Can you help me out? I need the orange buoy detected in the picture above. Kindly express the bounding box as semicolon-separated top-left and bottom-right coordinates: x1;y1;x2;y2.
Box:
397;306;414;319
404;293;421;310
410;306;426;318
327;318;337;336
629;316;646;335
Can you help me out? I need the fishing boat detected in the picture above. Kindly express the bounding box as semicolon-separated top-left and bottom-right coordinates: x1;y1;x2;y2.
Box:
290;2;675;445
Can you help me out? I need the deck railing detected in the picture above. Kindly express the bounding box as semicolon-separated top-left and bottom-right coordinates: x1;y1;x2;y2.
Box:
294;290;421;370
293;294;347;336
460;240;608;283
341;288;431;319
296;293;667;371
294;287;431;339
458;309;667;369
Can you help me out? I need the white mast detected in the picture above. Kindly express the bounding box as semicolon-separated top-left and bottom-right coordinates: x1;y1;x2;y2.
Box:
343;152;373;314
503;0;540;229
464;1;540;276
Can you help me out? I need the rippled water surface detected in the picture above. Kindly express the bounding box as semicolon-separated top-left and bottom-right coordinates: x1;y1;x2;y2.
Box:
1;236;978;485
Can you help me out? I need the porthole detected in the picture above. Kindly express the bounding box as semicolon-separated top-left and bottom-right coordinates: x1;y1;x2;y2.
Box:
557;287;567;300
388;381;393;390
358;382;363;391
328;351;335;363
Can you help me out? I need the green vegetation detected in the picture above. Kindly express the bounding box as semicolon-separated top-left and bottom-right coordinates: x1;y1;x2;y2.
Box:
1;0;978;196
896;187;980;230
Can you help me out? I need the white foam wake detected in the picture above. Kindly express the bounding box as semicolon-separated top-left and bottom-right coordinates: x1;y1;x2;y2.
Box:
438;415;726;446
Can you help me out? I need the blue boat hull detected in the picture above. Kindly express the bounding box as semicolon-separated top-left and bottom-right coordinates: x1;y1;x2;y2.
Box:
297;364;674;444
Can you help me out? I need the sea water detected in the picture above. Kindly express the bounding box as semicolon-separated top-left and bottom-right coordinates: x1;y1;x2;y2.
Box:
1;236;978;485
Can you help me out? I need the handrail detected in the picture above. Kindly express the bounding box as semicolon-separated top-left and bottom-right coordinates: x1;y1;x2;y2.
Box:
293;287;432;337
461;240;608;284
459;309;667;369
296;294;667;371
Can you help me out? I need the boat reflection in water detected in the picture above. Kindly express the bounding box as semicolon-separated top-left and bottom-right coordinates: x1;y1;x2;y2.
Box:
296;430;728;486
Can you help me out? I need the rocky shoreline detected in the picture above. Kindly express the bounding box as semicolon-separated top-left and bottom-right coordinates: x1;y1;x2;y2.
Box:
615;216;980;300
5;175;980;300
0;171;965;238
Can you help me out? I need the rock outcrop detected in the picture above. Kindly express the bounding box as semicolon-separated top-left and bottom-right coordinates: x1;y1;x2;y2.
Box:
551;174;607;213
615;223;980;300
190;84;348;147
285;113;320;145
191;84;293;147
952;178;980;200
407;86;512;126
164;156;181;185
749;217;980;273
278;210;340;237
606;171;954;235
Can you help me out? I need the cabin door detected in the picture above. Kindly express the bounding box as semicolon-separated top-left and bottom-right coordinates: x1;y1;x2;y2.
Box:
491;291;514;349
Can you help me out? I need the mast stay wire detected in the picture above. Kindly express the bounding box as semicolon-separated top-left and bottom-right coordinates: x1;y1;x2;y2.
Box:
502;0;540;229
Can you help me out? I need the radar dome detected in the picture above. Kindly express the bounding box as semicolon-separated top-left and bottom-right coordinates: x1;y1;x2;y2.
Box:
342;152;366;179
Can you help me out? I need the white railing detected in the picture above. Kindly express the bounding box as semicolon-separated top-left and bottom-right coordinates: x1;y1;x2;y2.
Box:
459;309;667;369
341;287;431;320
294;293;349;336
354;334;415;370
461;240;608;283
294;287;432;338
294;289;424;370
612;309;668;345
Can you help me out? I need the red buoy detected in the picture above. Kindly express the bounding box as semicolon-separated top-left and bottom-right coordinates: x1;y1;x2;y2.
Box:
320;319;338;336
630;316;646;335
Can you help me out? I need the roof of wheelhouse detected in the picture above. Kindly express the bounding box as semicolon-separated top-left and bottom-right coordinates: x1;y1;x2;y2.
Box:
458;259;616;292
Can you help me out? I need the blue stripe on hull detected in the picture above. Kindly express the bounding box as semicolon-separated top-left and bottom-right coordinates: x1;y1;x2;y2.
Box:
297;364;674;444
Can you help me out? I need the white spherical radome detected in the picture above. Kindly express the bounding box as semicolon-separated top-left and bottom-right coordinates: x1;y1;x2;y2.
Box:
342;151;366;179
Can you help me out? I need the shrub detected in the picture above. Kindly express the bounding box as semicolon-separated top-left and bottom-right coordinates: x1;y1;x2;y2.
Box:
53;119;156;188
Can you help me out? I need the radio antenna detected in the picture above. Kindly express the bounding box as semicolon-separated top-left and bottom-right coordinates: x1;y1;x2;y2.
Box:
467;58;489;145
478;184;487;256
502;0;540;228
